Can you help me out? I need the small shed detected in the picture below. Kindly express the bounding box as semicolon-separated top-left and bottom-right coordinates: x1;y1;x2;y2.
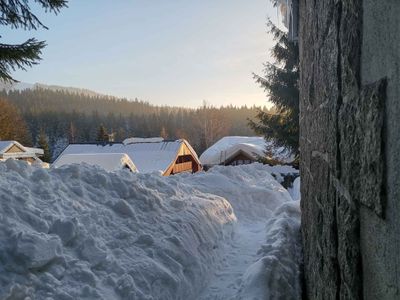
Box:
0;141;44;164
199;136;293;168
52;153;137;172
53;138;202;176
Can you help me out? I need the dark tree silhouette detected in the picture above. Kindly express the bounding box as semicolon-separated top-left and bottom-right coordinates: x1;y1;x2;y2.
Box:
249;20;299;156
0;0;68;81
37;128;51;162
96;124;109;142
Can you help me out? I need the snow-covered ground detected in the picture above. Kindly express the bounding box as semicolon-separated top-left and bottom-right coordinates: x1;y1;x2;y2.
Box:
0;161;301;299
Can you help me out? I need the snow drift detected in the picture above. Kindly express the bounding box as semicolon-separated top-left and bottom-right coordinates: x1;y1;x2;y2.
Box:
237;201;302;300
0;160;301;299
184;163;293;220
0;160;235;300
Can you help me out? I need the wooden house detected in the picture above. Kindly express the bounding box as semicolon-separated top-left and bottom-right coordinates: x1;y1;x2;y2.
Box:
53;138;202;176
0;141;44;164
200;136;294;168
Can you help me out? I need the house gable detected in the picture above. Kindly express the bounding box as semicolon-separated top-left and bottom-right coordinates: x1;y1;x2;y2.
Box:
224;150;256;166
163;141;202;176
5;144;26;154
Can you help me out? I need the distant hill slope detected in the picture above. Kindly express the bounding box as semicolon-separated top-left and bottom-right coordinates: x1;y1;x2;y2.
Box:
0;81;34;91
0;81;106;98
33;83;107;98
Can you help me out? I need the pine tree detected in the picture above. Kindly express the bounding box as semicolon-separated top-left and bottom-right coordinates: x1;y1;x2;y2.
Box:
96;124;109;142
160;126;168;139
68;122;76;143
0;0;67;81
249;20;299;156
38;129;51;162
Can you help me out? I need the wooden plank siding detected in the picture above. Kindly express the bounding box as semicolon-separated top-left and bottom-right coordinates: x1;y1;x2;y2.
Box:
6;144;25;154
164;142;202;176
172;161;193;174
224;151;256;166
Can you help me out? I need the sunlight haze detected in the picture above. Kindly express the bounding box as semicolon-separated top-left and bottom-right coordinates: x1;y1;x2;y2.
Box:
5;0;279;108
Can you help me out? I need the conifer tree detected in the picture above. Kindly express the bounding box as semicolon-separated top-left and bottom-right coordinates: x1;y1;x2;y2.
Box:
249;20;299;156
38;129;51;162
160;126;168;139
0;0;67;81
68;122;76;143
96;124;109;142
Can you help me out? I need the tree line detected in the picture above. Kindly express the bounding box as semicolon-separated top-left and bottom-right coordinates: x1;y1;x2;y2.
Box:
0;89;271;162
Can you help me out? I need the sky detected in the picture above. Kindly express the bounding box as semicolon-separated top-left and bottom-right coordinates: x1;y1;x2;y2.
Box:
4;1;281;108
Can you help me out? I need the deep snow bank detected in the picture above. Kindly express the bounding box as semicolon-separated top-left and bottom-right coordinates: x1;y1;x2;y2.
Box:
0;160;236;300
0;161;300;300
178;163;293;220
238;201;302;299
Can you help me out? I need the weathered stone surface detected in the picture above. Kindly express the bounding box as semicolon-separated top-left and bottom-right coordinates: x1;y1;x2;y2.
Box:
360;1;400;299
358;79;386;217
300;0;400;299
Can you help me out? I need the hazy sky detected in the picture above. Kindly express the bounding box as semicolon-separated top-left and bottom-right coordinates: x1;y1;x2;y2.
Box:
5;1;280;108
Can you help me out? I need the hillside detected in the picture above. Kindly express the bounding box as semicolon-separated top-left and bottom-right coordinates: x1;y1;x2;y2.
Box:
0;81;105;98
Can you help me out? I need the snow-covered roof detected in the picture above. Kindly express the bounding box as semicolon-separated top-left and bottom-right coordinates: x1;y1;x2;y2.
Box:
52;153;137;172
0;141;22;154
200;137;266;166
25;147;44;156
200;136;293;166
123;137;164;145
0;141;43;159
54;138;200;174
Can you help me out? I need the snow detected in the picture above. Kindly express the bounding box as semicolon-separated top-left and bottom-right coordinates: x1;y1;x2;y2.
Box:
52;153;138;172
200;136;294;166
277;0;291;28
0;141;43;156
123;137;164;145
0;141;44;163
237;201;302;300
288;177;301;201
0;141;13;153
54;139;200;175
0;160;302;299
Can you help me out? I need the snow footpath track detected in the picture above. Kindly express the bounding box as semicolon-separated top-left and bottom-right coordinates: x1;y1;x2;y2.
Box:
198;221;266;300
189;164;302;300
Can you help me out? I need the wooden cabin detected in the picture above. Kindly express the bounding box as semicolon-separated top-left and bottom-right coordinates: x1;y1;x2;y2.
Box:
200;136;266;168
53;138;202;176
200;136;294;169
0;141;44;164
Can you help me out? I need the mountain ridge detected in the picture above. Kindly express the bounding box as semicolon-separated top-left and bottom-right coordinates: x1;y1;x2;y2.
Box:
0;81;109;98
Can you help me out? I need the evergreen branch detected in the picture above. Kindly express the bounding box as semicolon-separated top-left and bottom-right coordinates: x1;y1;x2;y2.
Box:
0;38;45;82
0;0;67;30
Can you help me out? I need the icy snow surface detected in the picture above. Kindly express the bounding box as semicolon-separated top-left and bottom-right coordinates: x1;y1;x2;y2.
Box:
288;177;301;202
0;160;301;299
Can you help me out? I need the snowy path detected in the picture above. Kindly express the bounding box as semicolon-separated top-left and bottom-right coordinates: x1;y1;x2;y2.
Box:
198;221;266;300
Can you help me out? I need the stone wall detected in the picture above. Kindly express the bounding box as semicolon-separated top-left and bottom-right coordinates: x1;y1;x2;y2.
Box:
299;0;400;299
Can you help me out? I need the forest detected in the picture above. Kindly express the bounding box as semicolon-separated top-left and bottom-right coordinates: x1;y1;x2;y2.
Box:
0;88;271;160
